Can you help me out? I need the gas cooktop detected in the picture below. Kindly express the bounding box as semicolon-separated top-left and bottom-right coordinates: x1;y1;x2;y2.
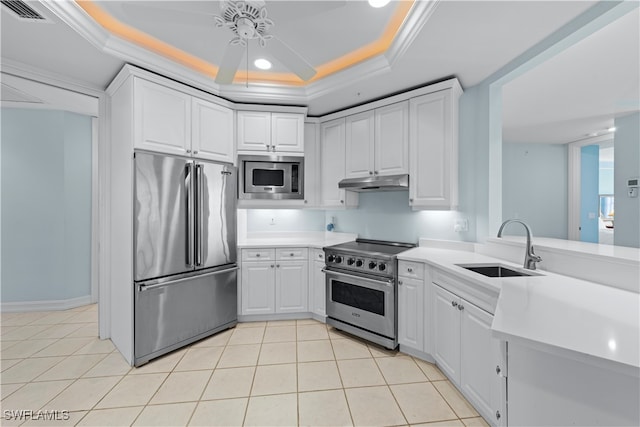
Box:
323;238;416;278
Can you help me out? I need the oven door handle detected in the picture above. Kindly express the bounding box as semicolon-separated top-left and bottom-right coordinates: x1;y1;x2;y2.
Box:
322;268;394;287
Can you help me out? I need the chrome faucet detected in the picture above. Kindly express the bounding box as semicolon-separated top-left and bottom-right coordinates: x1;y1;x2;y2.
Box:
497;219;542;270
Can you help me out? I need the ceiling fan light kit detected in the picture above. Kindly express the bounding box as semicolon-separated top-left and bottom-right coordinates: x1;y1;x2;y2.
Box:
213;0;316;85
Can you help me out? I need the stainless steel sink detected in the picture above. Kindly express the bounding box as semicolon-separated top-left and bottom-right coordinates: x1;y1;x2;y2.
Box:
456;263;542;278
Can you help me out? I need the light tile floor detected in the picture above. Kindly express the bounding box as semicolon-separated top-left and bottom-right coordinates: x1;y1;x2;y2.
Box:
1;304;490;427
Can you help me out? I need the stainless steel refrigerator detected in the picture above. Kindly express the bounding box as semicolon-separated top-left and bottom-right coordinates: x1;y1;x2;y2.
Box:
133;151;237;366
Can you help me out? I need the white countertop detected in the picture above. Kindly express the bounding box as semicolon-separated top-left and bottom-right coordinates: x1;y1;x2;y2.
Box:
238;231;357;249
398;246;640;370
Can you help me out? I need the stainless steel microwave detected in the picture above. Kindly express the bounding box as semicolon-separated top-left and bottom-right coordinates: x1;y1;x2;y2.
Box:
238;155;304;200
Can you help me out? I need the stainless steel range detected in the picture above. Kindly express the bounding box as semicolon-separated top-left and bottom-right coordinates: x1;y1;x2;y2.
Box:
323;238;416;349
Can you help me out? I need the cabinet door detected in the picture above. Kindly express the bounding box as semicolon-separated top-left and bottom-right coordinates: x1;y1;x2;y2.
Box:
191;98;234;163
241;261;275;315
237;111;271;152
275;260;308;313
303;122;320;207
432;283;461;384
398;276;424;351
460;299;496;424
133;78;191;155
272;113;304;153
320;118;349;207
375;101;409;176
345;110;375;178
409;90;458;209
311;260;326;317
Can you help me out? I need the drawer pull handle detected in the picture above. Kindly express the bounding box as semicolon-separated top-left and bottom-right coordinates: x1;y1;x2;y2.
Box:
451;301;458;307
407;267;413;273
290;253;295;257
458;304;465;311
256;253;261;257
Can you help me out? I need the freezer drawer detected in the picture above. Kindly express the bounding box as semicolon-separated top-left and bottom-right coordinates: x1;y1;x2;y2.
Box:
134;266;238;366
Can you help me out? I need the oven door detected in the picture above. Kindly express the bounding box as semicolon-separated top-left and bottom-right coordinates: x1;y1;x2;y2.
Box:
325;268;395;339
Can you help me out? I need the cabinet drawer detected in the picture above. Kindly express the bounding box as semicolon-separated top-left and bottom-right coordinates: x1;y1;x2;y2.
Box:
398;261;424;280
276;247;308;260
311;248;325;262
242;248;275;261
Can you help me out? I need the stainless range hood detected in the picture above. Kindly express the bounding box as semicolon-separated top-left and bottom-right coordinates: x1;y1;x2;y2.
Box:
338;174;409;192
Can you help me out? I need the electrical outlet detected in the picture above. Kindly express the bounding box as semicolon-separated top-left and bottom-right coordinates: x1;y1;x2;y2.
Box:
454;219;469;232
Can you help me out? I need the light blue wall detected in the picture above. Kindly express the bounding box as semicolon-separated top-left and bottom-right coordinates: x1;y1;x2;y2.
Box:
325;191;468;244
1;108;92;302
458;1;635;242
580;145;600;243
614;112;640;248
247;209;324;233
502;142;568;239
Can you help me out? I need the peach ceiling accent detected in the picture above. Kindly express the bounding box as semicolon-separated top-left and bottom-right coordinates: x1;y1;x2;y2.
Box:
76;0;415;86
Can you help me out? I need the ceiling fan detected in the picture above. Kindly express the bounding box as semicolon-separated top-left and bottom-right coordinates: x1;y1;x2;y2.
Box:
120;0;327;85
211;0;316;84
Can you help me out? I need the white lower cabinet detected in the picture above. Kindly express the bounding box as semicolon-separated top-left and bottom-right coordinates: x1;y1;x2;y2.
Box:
240;248;308;315
398;276;424;350
432;280;506;426
309;249;326;318
397;261;426;351
241;261;276;315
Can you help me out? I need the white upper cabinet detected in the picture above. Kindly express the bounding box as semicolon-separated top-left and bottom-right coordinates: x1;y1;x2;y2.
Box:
132;77;234;162
375;101;409;176
237;111;271;151
272;113;304;152
320;118;358;208
303;122;320;207
134;78;191;155
345;111;375;178
191;97;234;163
344;102;408;179
409;85;461;210
237;111;304;153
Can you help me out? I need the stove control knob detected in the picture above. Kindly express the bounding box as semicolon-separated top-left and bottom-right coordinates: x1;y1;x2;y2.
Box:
335;255;343;264
378;263;387;272
355;259;364;267
327;254;336;263
347;258;356;266
368;261;377;270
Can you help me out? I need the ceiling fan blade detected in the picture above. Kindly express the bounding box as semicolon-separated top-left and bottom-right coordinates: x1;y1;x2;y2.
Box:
120;3;217;27
268;37;317;81
215;43;245;84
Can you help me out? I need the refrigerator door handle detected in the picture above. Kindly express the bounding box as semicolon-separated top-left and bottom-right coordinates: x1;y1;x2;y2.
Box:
196;163;204;267
186;162;195;268
138;266;239;292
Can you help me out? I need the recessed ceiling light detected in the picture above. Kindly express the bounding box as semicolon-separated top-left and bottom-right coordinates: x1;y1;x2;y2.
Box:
607;126;617;133
368;0;391;8
254;58;272;70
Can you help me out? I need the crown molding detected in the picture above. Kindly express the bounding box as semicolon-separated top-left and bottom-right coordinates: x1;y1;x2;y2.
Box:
1;58;103;97
40;0;434;107
385;0;441;66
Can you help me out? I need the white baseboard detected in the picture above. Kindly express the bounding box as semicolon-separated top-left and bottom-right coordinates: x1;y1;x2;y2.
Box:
1;295;92;313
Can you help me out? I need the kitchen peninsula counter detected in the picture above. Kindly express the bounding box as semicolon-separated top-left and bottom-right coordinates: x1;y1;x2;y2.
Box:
398;245;640;372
